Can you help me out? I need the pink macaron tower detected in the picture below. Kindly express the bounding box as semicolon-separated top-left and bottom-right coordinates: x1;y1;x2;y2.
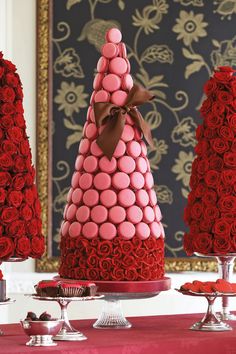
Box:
59;28;165;282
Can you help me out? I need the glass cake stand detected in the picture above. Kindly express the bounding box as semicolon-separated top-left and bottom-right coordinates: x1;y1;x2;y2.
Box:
195;252;236;320
176;288;236;331
0;299;16;335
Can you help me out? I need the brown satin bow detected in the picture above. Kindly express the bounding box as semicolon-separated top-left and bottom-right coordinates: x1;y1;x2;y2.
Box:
93;84;154;160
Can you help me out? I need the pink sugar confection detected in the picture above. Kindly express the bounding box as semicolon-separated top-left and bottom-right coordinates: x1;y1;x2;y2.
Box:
66;204;77;221
148;190;157;206
125;59;131;73
134;127;142;140
75;155;84;171
154;205;162;221
118;42;127;58
89;108;96;123
146;157;151;172
143;206;155;223
102;42;119;59
83;189;99;207
79;173;93;190
93;73;103;90
61;221;70;237
91;205;108;224
85;123;97;140
94;172;111;190
112;172;130;189
140;141;147;156
97;56;109;72
69;222;81;238
102;74;121;92
121;74;133;90
67;188;73;202
150;221;162;238
72;188;83;205
109;58;128;76
94;90;110;103
82;122;88;136
82;222;98;239
118;221;135;240
71;172;81;188
136;157;147;174
100;189;117;207
127;205;143;224
130;172;145;189
90;141;103;157
118;189;135;207
76;205;90;223
111;90;128;106
99;222;117;240
109;206;126;224
125;114;134;125
127;141;141;158
83;156;98;173
136;189;149;207
99;156;117;173
106;28;122;43
145;172;154;189
63;204;69;219
90;91;96;104
160;222;165;238
118;156;135;174
121;124;134;142
136;222;150;240
113;140;126;157
79;138;90;155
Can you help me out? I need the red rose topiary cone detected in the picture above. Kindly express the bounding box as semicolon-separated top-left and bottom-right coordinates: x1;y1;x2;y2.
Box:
0;52;45;260
184;66;236;256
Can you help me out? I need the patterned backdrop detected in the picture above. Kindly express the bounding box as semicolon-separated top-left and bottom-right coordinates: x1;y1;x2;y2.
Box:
50;0;236;258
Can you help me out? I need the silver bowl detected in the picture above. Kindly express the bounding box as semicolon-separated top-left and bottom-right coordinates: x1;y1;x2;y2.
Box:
20;319;63;346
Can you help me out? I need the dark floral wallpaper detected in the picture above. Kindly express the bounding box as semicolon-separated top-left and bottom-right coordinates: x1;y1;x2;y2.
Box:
50;0;236;258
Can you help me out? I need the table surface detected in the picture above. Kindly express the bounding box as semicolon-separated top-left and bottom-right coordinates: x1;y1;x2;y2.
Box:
1;314;236;354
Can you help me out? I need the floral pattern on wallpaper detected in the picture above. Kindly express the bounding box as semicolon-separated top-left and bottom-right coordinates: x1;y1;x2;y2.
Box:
50;0;236;257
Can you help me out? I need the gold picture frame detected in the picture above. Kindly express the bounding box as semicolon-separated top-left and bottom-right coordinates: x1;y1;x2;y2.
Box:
36;0;217;273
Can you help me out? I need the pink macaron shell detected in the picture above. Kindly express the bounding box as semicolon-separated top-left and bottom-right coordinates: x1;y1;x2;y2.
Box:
82;222;98;239
94;90;110;103
111;90;128;106
118;189;135;207
118;42;127;58
136;157;148;174
102;74;121;92
154;205;162;221
83;156;98;173
109;57;128;76
79;138;91;155
61;221;70;237
130;172;145;190
71;188;83;205
86;106;92;121
97;56;109;72
89;108;96;123
71;172;81;188
76;205;90;223
118;156;135;174
63;204;69;219
125;59;131;73
134;127;143;140
82;121;88;136
118;221;135;240
102;42;119;59
136;189;149;207
149;189;157;206
66;204;77;221
90;91;96;104
79;173;93;190
150;221;162;239
91;205;108;224
99;222;117;240
83;189;99;207
145;157;151;172
140;141;147;156
159;222;165;238
69;222;81;238
113;140;126;158
75;155;84;171
85;123;98;140
100;189;117;208
112;172;130;189
99;156;117;173
90;141;103;157
109;206;126;224
93;73;103;90
127;141;141;158
136;222;150;240
145;172;154;189
106;28;122;44
121;125;134;142
125;113;134;125
121;74;133;90
94;172;111;190
127;205;143;224
143;206;155;223
67;188;73;203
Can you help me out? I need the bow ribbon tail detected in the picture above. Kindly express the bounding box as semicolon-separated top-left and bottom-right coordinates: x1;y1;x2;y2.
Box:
129;108;154;148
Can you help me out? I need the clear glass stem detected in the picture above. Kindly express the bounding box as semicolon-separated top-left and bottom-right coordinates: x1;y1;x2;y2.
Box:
58;299;75;332
203;296;217;323
216;256;235;316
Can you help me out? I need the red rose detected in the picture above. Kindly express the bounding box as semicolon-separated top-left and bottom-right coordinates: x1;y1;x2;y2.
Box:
136;248;146;259
15;100;24;114
0;237;14;259
199;219;213;232
124;268;138;281
195;183;207;197
205;114;223;129
14;157;26;172
231;139;236;152
5;72;18;87
231;221;236;235
195;140;209;155
190;222;200;233
221;170;236;185
200;98;211;115
20;204;33;220
2;140;18;154
197;159;209;175
0;188;6;203
213;218;231;236
218;125;234;140
15;86;23;100
211;138;229;154
214;71;233;82
231;81;236;96
0;172;11;187
204;127;218;139
24;188;35;205
20;140;30;156
0;86;15;102
218;66;235;72
0;103;15;115
184;234;194;256
213;235;232;254
217;91;233;104
99;258;112;270
202;189;218;205
1;207;19;224
187;190;196;204
73;267;86;280
26;219;38;236
120;240;133;254
0;115;14;129
4;59;16;72
0;153;13;169
87;254;99;267
204;170;220;188
111;268;125;280
0;128;3;141
7;220;25;237
86;268;100;280
189;174;198;189
192;232;213;254
97;241;113;256
212;102;225;115
7;127;23;143
203;206;220;220
12;175;25;190
122;255;135;267
8;190;23;207
132;236;142;248
34;200;41;217
196;125;204;139
65;253;77;267
217;183;233;196
209;156;224;171
14;114;25;128
15;236;30;257
227;114;236;131
203;78;217;95
79;257;87;268
224;152;236;168
218;196;236;212
0;66;4;79
100;271;110;280
30;236;45;258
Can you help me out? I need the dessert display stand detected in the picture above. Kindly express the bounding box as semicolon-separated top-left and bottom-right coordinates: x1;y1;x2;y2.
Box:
195;252;236;320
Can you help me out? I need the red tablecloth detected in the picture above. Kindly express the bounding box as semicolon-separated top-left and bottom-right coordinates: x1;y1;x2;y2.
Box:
1;314;236;354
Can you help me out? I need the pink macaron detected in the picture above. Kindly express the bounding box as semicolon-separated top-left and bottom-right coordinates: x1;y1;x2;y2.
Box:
83;189;99;207
94;90;110;103
126;205;143;224
121;74;133;90
83;156;98;173
149;189;157;206
79;173;93;190
102;74;121;92
109;206;126;224
113;140;126;157
118;221;135;240
90;91;96;104
134;127;142;140
66;204;77;221
127;141;141;158
109;57;128;76
130;172;145;189
106;28;122;44
140;141;147;156
118;42;127;58
136;157;148;174
112;172;130;189
111;90;128;106
91;205;108;224
99;156;117;173
76;205;90;223
160;222;165;238
94;172;111;190
75;155;84;171
154;205;162;221
71;172;81;188
85;123;97;140
90;141;103;157
63;204;69;219
118;156;135;174
145;172;154;189
71;188;83;205
118;189;135;207
82;222;98;239
89;108;96;123
69;222;81;238
93;73;103;90
121;124;134;142
102;42;119;59
97;56;109;72
143;206;155;223
150;222;162;238
136;222;150;240
79;138;91;155
67;188;73;203
100;189;117;208
99;222;117;240
125;114;134;125
136;189;149;207
61;221;70;237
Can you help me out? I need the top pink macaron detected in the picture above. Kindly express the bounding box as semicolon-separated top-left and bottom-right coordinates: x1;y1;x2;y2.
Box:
106;28;122;44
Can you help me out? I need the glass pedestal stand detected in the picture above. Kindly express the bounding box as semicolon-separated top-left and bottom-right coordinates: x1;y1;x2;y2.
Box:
195;253;236;320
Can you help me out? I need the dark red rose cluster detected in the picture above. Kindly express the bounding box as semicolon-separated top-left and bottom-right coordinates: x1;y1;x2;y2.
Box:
184;66;236;256
0;52;45;260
